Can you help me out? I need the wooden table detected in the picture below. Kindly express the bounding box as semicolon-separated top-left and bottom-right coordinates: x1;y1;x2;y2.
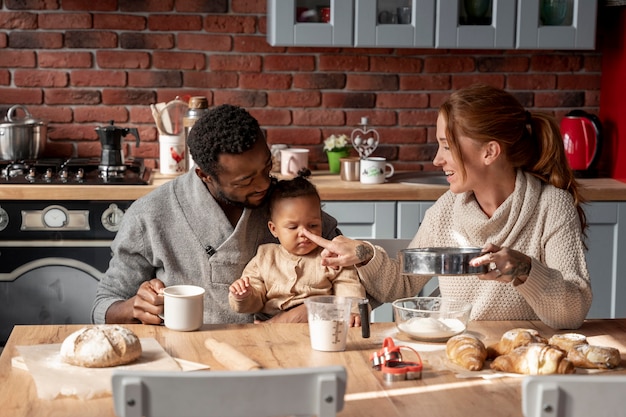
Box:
1;320;626;417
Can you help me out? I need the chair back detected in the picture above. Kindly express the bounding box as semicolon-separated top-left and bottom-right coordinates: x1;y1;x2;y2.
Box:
523;374;626;417
112;365;347;417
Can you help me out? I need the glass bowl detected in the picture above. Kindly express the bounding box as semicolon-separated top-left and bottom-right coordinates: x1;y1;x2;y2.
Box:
392;297;473;342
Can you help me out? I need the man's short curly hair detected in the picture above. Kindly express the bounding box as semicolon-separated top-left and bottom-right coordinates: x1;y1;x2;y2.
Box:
187;104;263;177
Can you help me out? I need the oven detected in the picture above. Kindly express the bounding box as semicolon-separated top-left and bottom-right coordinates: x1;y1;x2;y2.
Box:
0;158;150;345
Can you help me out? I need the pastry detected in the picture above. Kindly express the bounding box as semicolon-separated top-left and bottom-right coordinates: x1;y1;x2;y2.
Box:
567;344;621;369
60;325;142;368
548;332;588;353
446;334;487;371
487;328;548;358
490;343;575;375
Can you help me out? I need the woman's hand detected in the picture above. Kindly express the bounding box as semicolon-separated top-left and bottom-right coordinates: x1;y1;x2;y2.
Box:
301;230;374;268
470;243;531;285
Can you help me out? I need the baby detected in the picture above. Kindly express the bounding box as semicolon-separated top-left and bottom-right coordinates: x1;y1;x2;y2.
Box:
229;172;366;326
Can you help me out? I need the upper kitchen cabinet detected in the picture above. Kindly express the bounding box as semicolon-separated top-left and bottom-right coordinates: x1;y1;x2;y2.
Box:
354;0;436;47
516;0;598;50
267;0;354;46
436;0;516;48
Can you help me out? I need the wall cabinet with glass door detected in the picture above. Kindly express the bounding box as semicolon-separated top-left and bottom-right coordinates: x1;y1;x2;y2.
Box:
354;0;435;47
516;0;597;49
267;0;354;46
436;0;517;48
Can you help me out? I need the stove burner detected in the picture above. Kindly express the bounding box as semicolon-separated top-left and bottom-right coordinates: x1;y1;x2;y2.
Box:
0;158;151;185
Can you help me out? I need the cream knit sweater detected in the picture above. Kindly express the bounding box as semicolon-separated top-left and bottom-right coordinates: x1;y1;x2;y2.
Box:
358;171;592;329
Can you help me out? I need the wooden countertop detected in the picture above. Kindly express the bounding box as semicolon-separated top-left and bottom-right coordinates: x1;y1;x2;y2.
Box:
1;171;625;201
1;320;625;417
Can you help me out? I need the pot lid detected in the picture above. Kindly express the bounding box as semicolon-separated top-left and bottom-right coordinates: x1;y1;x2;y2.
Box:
3;105;45;126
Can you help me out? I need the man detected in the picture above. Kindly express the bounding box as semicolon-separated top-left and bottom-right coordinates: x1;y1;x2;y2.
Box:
92;104;340;325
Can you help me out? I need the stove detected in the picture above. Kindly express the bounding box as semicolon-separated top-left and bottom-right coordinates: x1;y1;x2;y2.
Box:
0;158;151;185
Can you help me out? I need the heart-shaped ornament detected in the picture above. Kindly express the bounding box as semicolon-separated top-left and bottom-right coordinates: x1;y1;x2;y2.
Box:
351;124;379;159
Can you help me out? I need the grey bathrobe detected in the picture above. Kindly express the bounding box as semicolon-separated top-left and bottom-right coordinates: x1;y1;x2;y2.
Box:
91;171;340;325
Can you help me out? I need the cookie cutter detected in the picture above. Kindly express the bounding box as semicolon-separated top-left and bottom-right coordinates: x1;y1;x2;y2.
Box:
370;337;423;382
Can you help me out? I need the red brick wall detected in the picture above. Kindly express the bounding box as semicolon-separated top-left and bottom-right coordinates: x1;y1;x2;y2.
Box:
0;0;603;172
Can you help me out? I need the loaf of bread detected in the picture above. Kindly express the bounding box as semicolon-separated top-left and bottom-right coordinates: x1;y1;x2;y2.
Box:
487;328;548;358
567;344;621;369
548;333;588;353
490;343;575;375
60;325;142;368
446;334;487;371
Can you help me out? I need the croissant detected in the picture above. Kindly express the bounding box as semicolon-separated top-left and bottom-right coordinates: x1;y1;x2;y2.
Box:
548;333;588;353
487;328;548;358
567;344;621;369
490;343;575;375
446;334;487;371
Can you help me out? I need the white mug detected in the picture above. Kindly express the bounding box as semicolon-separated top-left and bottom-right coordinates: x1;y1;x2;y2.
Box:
360;157;394;184
161;285;205;331
280;148;309;177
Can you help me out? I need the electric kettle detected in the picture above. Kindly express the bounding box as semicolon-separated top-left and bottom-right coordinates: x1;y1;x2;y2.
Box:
95;121;140;170
560;110;602;172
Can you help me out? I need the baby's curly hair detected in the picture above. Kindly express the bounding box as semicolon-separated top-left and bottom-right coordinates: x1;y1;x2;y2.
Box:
187;104;263;177
268;170;320;219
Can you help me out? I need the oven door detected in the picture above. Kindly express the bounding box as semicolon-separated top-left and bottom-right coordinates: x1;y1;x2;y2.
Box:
0;242;111;345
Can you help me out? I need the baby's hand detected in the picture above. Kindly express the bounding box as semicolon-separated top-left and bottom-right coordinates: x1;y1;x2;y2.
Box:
229;277;251;299
349;312;362;327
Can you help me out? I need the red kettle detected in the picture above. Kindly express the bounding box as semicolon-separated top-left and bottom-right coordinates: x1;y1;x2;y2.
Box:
560;110;602;171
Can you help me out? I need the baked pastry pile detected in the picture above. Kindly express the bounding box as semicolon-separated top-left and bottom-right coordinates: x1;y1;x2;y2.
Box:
60;325;142;368
446;328;621;375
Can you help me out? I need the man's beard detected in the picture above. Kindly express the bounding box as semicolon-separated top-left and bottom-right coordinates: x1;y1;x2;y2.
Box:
212;177;276;209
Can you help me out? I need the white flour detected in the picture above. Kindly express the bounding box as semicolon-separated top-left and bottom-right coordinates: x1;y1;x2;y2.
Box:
398;317;466;340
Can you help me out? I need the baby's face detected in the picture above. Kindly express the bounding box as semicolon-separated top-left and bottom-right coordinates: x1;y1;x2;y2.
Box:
268;195;322;256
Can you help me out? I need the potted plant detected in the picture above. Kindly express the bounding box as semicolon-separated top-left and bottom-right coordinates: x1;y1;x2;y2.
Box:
324;134;350;173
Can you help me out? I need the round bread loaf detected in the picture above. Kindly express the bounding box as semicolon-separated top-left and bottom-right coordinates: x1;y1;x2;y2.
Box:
60;325;142;368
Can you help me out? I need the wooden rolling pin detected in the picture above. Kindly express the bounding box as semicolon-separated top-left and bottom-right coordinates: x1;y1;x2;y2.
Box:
204;337;262;371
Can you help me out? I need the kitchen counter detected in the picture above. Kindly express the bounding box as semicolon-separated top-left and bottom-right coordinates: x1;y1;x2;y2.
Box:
2;320;626;417
1;172;625;201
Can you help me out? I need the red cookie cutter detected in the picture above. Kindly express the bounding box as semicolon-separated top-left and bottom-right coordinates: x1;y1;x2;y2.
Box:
370;337;423;382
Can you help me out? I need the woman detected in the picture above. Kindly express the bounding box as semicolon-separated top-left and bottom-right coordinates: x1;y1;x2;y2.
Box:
304;84;592;330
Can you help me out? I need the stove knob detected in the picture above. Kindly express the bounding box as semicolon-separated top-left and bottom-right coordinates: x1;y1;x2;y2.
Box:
101;204;125;232
76;168;85;182
26;168;36;182
60;169;69;181
0;206;8;231
45;168;53;182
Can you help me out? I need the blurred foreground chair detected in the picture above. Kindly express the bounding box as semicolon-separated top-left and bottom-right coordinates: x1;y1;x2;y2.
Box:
112;365;347;417
523;374;626;417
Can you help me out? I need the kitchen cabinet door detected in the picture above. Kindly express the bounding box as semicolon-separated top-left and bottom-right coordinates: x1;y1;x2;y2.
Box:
322;201;396;239
516;0;598;49
267;0;354;46
584;202;626;319
435;0;516;49
354;0;436;47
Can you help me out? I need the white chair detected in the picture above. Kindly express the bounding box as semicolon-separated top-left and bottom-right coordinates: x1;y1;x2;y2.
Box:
112;365;347;417
522;374;626;417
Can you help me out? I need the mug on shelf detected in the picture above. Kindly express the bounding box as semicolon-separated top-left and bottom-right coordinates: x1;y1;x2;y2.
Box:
280;148;309;177
360;157;394;184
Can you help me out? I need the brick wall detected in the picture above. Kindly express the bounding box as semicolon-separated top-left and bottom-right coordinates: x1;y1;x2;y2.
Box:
0;0;603;172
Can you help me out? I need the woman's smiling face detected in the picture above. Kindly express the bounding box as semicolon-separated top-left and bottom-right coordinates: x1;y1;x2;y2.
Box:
433;112;488;195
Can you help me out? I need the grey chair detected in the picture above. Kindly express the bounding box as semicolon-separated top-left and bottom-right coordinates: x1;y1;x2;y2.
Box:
522;374;626;417
112;365;347;417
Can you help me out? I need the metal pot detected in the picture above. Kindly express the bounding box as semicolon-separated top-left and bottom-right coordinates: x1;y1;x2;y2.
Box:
400;247;489;276
0;105;47;160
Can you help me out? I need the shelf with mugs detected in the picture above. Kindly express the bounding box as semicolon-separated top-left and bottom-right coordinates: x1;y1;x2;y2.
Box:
267;0;354;46
354;0;436;47
435;0;517;48
516;0;598;50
